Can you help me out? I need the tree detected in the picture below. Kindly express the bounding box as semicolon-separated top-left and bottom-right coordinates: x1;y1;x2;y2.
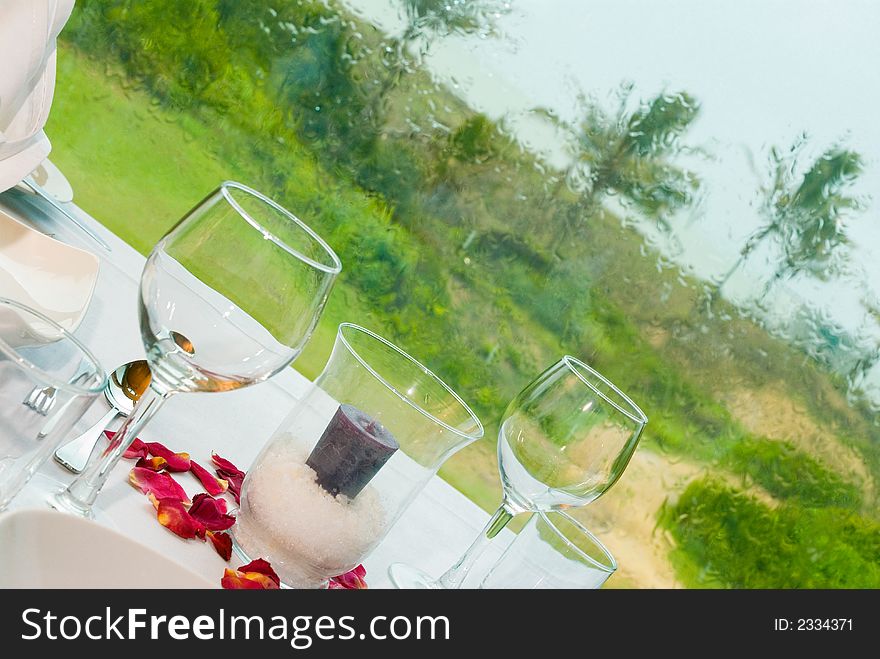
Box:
360;0;509;125
716;140;863;299
850;296;880;396
539;85;701;249
399;0;507;64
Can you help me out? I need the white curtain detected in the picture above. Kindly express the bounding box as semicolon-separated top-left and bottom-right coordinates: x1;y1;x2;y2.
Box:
0;0;75;192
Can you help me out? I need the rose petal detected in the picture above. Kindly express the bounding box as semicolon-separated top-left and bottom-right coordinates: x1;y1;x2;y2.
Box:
155;498;205;540
135;456;168;472
188;493;236;531
212;452;246;504
329;564;368;589
146;442;191;472
218;472;243;502
211;452;245;476
190;459;229;496
216;469;243;504
106;431;149;460
221;559;281;590
240;558;281;588
206;531;233;561
129;467;190;504
221;569;265;590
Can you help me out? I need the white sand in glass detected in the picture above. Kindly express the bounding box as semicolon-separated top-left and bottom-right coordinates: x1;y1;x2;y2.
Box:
234;439;388;588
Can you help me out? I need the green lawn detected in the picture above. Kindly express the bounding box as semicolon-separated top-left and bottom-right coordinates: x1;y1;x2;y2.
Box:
48;46;387;382
47;34;879;588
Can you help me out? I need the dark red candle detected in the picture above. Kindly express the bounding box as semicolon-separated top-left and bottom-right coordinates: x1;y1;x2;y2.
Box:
306;404;399;498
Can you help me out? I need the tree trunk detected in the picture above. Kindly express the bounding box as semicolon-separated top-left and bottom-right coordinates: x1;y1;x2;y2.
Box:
716;223;776;293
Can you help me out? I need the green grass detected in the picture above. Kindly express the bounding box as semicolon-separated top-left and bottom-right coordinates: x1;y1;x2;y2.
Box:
48;46;389;383
48;8;880;588
661;478;880;588
723;437;863;509
48;54;243;252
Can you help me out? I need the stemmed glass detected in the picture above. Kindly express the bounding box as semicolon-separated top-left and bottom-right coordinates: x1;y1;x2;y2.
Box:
389;355;647;589
51;181;342;517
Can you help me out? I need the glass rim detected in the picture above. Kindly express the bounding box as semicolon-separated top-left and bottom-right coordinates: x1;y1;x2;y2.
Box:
537;511;618;573
562;355;648;425
336;323;485;442
0;297;107;396
219;181;343;275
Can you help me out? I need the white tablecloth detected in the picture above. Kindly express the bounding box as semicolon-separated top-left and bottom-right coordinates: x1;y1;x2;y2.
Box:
0;189;512;588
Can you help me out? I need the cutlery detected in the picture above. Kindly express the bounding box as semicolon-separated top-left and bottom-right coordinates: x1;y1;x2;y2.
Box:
23;363;93;416
23;384;58;417
36;372;96;439
53;361;151;473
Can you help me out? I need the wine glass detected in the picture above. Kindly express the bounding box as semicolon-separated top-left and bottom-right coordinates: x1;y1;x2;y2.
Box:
479;511;617;589
389;355;647;588
51;181;342;517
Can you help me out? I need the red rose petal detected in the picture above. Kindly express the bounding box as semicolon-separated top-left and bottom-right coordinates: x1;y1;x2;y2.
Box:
215;497;228;514
129;467;190;504
146;442;191;472
240;558;281;587
212;452;246;504
329;565;368;589
190;459;229;496
189;493;236;531
135;456;168;472
206;531;233;561
221;559;281;590
221;569;265;589
106;431;149;460
211;452;244;476
216;469;243;504
155;498;204;540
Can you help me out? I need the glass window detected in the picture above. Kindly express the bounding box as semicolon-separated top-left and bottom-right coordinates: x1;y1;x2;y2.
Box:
49;0;880;587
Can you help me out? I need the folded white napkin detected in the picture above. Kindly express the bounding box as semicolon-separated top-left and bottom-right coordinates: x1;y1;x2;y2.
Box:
0;0;74;192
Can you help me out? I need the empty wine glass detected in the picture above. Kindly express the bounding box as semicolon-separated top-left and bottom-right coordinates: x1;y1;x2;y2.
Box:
480;511;617;589
389;355;647;588
51;181;342;517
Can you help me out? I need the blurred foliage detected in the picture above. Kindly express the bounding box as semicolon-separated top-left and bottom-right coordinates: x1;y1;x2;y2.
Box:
717;138;865;297
540;86;701;234
662;478;880;588
56;0;880;587
723;437;862;509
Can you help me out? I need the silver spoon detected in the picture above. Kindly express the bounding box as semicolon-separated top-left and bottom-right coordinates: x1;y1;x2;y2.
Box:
53;361;152;474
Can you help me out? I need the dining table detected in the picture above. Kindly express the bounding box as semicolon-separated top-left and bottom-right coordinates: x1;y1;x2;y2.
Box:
0;186;513;589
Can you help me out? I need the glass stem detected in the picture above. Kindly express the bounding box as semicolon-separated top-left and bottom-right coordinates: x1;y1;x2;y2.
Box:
52;385;172;517
437;501;516;589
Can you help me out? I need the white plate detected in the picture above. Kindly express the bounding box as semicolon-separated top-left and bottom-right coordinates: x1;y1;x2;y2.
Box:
0;208;99;346
0;508;216;588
